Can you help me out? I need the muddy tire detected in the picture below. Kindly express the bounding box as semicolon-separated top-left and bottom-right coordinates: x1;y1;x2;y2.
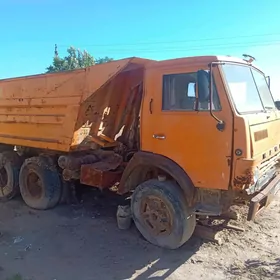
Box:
0;151;23;201
131;179;196;249
19;156;62;210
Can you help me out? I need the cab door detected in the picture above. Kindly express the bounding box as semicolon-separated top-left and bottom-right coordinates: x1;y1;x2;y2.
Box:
140;63;233;190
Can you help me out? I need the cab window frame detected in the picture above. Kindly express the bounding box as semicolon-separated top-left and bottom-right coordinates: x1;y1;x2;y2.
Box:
162;71;222;112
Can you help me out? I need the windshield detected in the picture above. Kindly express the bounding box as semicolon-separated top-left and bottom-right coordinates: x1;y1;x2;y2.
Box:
221;64;275;113
251;69;275;109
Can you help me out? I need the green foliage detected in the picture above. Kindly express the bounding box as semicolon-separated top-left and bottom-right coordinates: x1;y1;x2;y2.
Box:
46;46;113;73
95;56;114;64
6;274;23;280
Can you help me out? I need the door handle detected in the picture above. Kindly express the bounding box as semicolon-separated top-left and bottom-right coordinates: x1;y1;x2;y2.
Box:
149;98;153;114
153;134;166;140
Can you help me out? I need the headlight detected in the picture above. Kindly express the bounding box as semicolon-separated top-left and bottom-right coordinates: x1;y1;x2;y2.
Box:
246;167;259;195
253;167;260;185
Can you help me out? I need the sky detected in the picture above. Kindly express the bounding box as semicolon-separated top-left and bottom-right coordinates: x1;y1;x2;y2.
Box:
1;0;280;98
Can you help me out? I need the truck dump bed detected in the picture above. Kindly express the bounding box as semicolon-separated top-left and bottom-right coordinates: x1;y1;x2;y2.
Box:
0;57;151;152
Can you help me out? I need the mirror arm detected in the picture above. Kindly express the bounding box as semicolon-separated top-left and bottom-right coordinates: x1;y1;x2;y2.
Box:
209;63;225;131
195;83;199;111
266;76;271;89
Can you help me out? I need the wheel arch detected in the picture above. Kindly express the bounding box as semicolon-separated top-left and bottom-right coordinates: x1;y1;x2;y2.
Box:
118;151;196;206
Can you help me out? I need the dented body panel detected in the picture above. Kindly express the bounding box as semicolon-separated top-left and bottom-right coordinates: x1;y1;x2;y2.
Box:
0;58;151;152
230;99;280;194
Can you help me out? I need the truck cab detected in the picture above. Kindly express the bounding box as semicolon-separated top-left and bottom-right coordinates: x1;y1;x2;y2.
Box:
140;55;280;220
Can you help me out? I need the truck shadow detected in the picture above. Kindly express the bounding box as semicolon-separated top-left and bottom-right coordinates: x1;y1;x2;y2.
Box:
0;188;202;280
53;187;202;280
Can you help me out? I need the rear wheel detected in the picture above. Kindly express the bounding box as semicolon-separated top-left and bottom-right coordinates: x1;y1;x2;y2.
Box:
131;179;196;249
19;156;62;210
0;151;22;201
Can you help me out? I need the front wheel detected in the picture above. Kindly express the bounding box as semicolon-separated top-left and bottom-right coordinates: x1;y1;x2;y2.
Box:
131;179;196;249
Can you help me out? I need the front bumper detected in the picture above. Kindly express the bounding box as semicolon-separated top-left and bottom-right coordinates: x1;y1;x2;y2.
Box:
247;173;280;221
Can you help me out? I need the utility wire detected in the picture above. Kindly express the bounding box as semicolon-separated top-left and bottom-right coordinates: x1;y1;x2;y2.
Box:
73;40;280;54
58;32;280;48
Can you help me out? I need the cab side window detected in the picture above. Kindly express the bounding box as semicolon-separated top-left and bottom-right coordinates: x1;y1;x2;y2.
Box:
162;72;221;111
162;73;197;110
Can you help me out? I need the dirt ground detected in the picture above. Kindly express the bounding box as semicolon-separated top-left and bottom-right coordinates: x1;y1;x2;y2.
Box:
0;188;279;280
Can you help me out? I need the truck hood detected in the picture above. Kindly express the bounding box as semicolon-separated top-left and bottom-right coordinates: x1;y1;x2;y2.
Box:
248;110;280;160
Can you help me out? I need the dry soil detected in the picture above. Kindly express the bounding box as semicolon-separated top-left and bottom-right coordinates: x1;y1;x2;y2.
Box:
0;189;279;280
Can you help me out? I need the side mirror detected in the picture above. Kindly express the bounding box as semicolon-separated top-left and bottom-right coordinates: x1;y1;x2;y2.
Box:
197;70;210;102
266;76;271;89
275;101;280;110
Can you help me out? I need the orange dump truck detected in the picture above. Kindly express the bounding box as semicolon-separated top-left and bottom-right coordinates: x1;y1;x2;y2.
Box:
0;56;279;249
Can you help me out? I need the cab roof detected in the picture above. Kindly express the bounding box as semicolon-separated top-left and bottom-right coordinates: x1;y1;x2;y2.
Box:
142;55;262;73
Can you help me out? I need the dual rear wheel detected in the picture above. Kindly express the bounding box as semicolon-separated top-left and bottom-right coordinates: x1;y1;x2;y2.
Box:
0;153;61;210
19;157;61;209
0;151;22;201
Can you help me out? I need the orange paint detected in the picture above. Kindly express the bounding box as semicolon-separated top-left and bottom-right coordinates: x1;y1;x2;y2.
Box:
1;55;279;194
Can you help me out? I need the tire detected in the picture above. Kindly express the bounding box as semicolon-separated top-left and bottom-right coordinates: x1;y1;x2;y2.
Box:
19;156;62;210
131;179;196;249
0;151;22;201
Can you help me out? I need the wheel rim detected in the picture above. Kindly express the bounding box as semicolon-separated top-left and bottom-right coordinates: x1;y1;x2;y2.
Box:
140;195;173;236
0;167;8;196
26;171;43;199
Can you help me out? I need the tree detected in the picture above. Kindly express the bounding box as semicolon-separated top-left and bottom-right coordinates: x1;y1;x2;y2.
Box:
95;56;114;64
46;46;113;73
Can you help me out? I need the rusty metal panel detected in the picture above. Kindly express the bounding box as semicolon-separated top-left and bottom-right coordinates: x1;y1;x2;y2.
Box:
80;152;123;188
80;164;123;188
0;57;152;152
73;63;147;150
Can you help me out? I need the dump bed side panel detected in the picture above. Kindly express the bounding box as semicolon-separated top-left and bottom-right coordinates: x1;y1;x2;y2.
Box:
0;70;86;151
0;58;136;152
